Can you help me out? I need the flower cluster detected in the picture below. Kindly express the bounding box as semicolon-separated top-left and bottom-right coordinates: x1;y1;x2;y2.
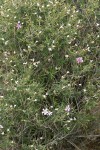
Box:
42;108;52;116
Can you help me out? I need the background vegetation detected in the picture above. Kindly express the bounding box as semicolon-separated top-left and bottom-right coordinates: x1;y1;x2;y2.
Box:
0;0;100;149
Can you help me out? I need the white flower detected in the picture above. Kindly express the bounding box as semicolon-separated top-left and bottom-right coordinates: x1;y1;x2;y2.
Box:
0;125;3;129
49;1;53;4
11;141;14;144
39;16;42;19
10;105;13;108
34;99;38;102
78;20;81;24
7;129;10;132
48;111;53;116
68;23;71;27
68;84;71;87
67;10;70;14
96;23;99;27
65;55;69;58
39;31;42;34
83;89;86;92
42;108;49;115
37;3;40;6
5;41;9;45
75;44;78;46
28;46;31;49
50;106;53;108
61;75;65;79
62;86;66;89
35;40;38;43
1;132;4;135
0;95;4;98
48;48;52;51
30;145;34;148
71;15;73;18
90;60;93;63
23;62;27;65
65;105;71;112
42;108;52;116
34;12;37;15
70;118;73;121
47;4;50;7
30;58;35;62
67;120;71;123
52;40;55;44
42;5;44;8
73;117;76;120
42;95;46;99
1;38;4;41
52;45;55;48
46;92;49;95
76;10;79;13
55;108;58;111
59;25;64;29
15;81;18;84
40;137;43;140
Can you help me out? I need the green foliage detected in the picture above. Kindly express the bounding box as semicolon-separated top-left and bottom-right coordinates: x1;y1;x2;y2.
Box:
0;0;100;149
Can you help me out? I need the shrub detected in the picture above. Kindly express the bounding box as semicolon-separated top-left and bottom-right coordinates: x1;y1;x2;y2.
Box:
0;0;99;149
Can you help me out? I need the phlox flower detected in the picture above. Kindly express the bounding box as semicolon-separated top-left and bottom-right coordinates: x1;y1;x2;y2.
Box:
76;57;83;64
16;21;22;29
48;111;53;116
65;105;71;112
42;108;52;116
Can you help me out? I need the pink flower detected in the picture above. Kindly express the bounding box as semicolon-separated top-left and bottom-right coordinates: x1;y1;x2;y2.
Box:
76;57;83;64
16;21;22;29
